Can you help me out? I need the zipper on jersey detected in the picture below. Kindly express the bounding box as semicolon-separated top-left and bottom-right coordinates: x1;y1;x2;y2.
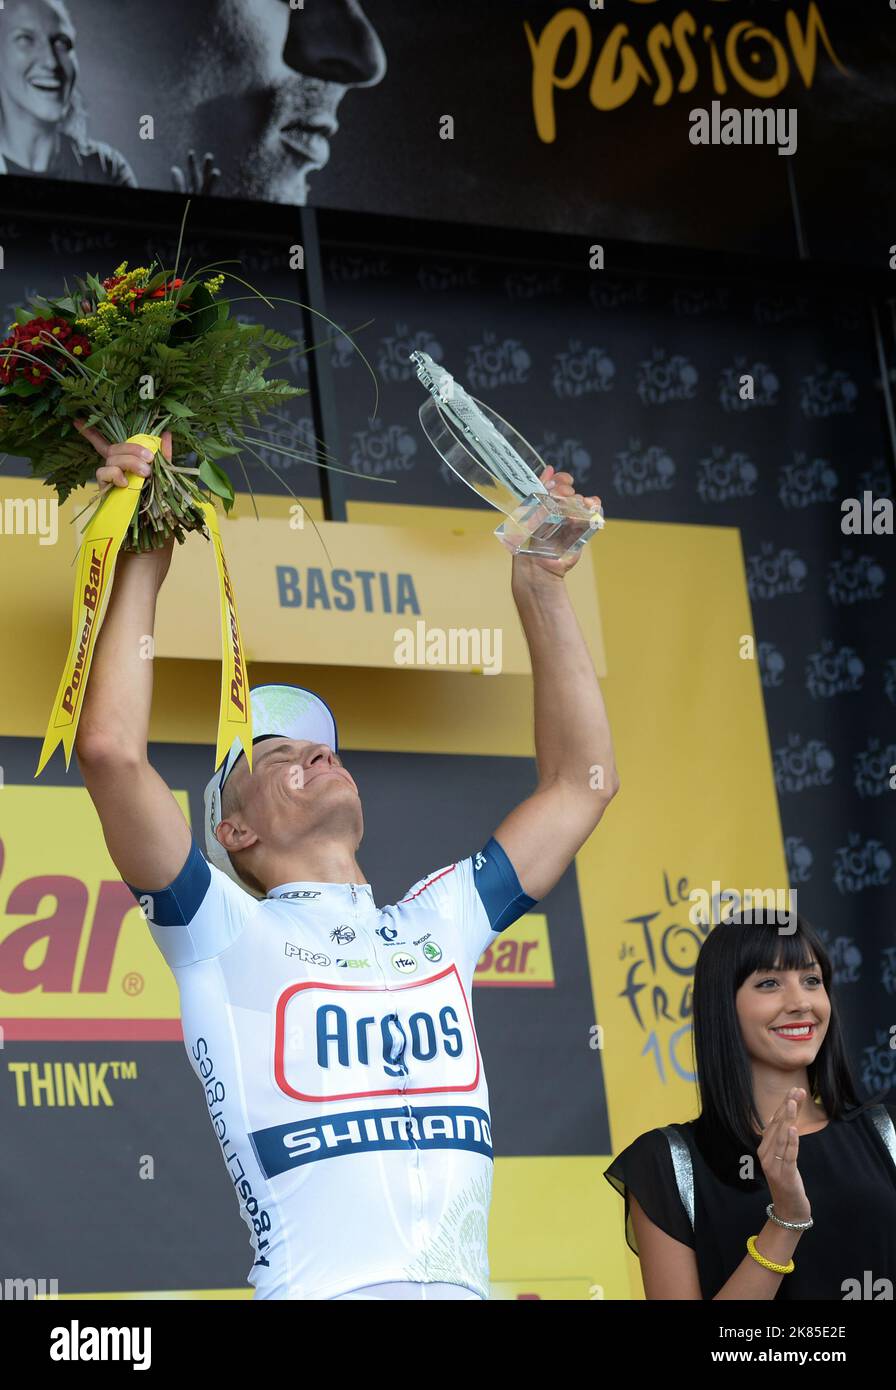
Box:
359;888;427;1267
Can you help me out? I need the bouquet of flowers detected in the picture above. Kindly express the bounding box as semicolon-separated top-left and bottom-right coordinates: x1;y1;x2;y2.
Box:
0;246;309;550
7;211;383;778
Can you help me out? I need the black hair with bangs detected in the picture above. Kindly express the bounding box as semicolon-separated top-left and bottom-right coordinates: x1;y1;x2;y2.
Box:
690;910;863;1186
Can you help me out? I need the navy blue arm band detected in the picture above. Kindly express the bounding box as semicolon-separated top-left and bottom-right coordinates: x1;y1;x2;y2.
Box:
125;839;211;927
472;835;537;933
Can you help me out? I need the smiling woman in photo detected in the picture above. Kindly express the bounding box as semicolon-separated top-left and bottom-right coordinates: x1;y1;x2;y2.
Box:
605;911;896;1300
0;0;135;185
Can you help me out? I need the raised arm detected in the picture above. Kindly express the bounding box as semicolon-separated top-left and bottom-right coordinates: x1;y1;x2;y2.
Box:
73;424;192;888
491;467;619;901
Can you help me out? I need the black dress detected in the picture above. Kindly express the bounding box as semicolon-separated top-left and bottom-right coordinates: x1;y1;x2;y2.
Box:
604;1095;896;1299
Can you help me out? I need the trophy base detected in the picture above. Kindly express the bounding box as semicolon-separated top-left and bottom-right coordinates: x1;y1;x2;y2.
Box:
494;493;603;560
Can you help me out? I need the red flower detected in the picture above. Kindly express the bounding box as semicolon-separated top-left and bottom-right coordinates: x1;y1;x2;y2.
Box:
65;334;91;361
0;336;20;384
30;317;74;355
18;318;51;351
24;359;51;386
13;316;69;354
149;277;185;299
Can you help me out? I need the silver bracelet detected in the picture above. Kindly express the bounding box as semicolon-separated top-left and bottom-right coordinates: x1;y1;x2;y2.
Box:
766;1202;813;1231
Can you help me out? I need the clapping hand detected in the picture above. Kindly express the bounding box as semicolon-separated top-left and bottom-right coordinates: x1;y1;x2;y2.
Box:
757;1086;813;1225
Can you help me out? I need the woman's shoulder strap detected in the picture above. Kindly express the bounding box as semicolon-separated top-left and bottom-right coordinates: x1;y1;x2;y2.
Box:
659;1125;695;1231
867;1102;896;1171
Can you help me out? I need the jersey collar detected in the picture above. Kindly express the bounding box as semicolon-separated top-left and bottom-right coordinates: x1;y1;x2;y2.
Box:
267;880;375;902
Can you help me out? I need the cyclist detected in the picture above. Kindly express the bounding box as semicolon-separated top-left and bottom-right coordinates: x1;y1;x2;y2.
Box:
74;422;619;1300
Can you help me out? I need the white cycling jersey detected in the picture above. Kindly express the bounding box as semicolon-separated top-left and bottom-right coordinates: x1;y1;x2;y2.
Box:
127;835;535;1301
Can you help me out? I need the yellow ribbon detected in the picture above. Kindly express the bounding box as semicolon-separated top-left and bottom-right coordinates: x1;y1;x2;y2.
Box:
36;432;253;776
200;499;253;773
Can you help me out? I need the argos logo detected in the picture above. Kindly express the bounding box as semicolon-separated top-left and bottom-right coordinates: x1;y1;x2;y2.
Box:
274;965;481;1103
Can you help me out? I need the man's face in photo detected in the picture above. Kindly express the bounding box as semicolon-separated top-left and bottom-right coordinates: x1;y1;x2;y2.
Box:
148;0;387;202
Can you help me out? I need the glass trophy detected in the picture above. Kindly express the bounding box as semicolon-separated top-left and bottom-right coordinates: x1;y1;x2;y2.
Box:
409;350;604;560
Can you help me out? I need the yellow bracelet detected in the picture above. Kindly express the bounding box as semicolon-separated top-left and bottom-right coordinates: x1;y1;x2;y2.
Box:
746;1234;794;1275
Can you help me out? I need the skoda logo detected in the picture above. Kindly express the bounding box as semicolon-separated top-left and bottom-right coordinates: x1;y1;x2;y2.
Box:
391;952;417;974
422;942;442;963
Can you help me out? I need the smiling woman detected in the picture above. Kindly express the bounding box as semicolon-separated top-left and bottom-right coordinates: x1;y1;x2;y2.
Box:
0;0;135;183
604;910;896;1300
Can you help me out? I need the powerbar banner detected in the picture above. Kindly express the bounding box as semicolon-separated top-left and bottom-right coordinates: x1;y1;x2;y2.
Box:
36;433;252;776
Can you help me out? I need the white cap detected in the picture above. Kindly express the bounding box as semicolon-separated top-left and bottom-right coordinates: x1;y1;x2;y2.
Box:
202;684;339;898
